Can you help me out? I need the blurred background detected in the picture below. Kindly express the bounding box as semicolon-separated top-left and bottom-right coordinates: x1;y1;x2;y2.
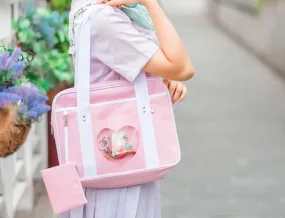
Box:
0;0;285;218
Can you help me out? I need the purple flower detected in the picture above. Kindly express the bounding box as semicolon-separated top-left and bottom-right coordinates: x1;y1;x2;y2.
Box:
30;104;50;116
4;48;22;69
11;61;25;78
18;105;28;114
7;85;38;97
26;111;38;119
0;92;21;108
5;86;19;93
0;52;10;70
2;84;50;121
36;94;49;102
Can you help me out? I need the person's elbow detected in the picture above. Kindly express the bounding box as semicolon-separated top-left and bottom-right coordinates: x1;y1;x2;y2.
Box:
178;64;195;81
173;61;195;81
144;52;195;81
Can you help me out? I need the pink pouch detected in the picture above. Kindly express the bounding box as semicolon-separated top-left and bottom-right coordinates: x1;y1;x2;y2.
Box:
41;163;87;214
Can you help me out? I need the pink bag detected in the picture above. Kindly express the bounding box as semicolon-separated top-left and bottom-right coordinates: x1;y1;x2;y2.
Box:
50;9;181;189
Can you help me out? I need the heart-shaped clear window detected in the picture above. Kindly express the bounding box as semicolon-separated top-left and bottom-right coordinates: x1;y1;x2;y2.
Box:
97;126;139;161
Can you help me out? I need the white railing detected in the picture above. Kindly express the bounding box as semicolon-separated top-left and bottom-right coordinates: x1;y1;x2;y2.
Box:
0;0;49;217
0;115;48;218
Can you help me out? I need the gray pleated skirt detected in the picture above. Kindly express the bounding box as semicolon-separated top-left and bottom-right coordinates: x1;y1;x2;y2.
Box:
60;181;161;218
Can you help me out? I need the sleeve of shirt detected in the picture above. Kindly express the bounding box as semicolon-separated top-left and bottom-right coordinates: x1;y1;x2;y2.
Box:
91;6;159;82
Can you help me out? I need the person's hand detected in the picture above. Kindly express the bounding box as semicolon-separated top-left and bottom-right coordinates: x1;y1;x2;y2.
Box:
163;79;187;104
97;0;122;8
97;0;155;7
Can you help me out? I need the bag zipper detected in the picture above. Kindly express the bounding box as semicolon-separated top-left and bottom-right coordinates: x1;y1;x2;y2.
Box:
55;92;167;113
51;78;164;113
63;111;69;163
51;122;54;136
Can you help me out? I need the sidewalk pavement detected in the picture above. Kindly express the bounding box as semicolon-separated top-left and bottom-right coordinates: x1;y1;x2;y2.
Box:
162;9;285;218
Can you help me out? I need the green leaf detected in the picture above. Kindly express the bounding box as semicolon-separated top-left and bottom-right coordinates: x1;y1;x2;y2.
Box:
18;31;28;42
36;8;51;17
33;42;43;53
12;20;18;30
57;31;65;43
7;48;13;53
53;37;59;46
55;57;66;67
19;19;31;29
27;30;36;39
40;80;51;93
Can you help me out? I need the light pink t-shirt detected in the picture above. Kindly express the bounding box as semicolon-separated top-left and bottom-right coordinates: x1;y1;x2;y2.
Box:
71;4;159;84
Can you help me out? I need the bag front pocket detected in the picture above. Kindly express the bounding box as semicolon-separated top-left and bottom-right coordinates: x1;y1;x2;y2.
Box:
91;100;147;176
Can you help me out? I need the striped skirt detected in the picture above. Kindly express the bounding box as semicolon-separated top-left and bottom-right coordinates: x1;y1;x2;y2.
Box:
60;181;161;218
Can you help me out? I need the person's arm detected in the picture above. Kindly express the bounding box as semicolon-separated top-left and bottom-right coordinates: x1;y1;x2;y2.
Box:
142;1;195;81
104;0;195;81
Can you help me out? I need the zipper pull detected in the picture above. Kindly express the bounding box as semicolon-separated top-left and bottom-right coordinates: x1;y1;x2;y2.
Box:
51;123;54;135
63;111;68;127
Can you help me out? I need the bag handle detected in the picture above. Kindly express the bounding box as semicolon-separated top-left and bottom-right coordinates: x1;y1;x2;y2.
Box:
75;13;97;178
74;7;158;178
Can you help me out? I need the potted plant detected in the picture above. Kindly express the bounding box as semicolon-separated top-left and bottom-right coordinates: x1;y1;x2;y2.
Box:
0;48;50;157
13;2;74;96
13;2;74;166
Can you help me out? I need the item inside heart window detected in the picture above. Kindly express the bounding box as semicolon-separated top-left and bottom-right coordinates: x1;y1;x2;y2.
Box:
97;126;138;160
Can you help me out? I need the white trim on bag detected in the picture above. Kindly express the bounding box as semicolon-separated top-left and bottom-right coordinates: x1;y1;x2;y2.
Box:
75;16;98;178
134;73;159;169
52;78;162;112
55;92;168;113
81;160;179;181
